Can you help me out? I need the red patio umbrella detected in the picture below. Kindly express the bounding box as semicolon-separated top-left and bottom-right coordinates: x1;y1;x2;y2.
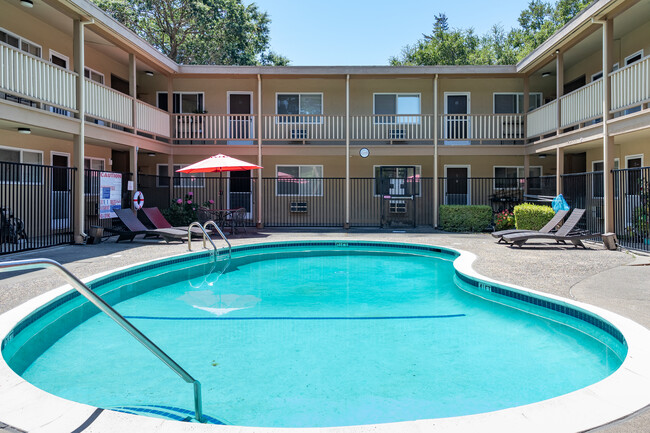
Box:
176;154;262;209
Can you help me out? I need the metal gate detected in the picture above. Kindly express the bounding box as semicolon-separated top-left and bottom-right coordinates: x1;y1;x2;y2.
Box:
378;166;416;228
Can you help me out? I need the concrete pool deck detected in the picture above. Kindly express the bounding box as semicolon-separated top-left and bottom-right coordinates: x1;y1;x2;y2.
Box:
0;229;649;432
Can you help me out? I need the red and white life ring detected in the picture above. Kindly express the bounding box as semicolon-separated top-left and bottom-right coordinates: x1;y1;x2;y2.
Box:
133;190;145;210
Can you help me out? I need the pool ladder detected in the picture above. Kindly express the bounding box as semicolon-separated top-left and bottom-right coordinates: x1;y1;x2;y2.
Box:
0;258;205;423
187;221;231;261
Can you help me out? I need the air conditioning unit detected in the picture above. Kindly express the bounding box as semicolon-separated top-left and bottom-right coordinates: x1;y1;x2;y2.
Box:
290;202;308;213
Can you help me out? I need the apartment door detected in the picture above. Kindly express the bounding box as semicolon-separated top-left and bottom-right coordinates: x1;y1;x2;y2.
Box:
445;93;470;144
378;166;416;228
51;153;71;230
228;92;253;144
445;165;471;205
228;170;253;219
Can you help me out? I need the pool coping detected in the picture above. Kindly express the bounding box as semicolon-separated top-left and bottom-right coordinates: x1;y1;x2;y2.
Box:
1;241;649;432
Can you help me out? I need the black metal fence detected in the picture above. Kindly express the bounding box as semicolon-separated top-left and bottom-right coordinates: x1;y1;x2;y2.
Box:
613;167;649;252
1;161;76;254
84;170;133;230
561;172;603;238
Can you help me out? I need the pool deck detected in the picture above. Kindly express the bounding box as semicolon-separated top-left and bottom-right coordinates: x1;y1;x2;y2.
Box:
0;229;649;432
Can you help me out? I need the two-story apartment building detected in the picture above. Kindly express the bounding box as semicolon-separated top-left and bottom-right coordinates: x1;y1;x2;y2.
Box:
1;0;649;244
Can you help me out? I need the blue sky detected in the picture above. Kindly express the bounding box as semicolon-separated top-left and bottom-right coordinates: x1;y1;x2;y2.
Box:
247;0;528;65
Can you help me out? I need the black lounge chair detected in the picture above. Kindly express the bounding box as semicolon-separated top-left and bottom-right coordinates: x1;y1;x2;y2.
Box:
491;209;569;243
106;208;188;243
502;208;596;248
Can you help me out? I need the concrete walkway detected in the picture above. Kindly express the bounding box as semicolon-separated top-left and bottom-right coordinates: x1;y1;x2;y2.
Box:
0;229;648;432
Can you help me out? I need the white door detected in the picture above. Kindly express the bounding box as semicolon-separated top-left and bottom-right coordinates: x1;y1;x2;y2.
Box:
51;153;71;230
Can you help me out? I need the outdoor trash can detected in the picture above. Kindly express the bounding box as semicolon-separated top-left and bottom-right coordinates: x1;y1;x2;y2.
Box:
88;226;104;244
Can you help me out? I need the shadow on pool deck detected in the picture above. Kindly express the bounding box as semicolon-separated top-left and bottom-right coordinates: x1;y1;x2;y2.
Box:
0;229;648;432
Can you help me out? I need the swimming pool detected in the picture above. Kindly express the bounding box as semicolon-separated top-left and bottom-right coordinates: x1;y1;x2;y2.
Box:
1;241;650;432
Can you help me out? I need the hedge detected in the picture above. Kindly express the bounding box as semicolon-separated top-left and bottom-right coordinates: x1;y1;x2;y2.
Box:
439;205;493;232
513;203;555;230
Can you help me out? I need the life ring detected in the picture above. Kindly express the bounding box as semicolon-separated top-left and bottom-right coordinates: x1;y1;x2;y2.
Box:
133;191;144;210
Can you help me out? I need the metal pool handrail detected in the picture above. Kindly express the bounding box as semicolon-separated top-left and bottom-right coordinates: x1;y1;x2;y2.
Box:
187;221;217;254
203;220;232;260
0;258;204;423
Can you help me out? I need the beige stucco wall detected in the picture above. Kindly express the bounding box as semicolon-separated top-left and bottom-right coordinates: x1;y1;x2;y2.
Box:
618;19;650;67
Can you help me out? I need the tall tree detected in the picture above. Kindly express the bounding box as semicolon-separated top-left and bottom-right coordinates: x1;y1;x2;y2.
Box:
92;0;289;65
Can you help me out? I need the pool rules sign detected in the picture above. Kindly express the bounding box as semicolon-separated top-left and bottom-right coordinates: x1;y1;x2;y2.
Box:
99;172;122;219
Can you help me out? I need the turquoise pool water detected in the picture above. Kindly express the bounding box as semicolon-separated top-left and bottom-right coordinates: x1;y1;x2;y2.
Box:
4;244;626;427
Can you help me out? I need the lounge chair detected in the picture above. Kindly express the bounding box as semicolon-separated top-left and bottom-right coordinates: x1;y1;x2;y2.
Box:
491;209;569;243
502;208;596;248
106;208;188;243
141;207;206;237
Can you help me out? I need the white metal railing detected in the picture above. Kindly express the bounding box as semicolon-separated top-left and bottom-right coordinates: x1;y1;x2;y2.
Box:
0;42;77;111
174;114;255;140
439;114;523;141
264;115;344;140
560;78;603;127
350;115;432;140
84;78;132;126
610;55;650;112
527;100;558;138
136;101;170;136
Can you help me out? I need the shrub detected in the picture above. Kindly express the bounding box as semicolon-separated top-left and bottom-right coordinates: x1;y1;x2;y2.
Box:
494;209;515;231
162;192;197;226
439;205;492;232
513;203;555;230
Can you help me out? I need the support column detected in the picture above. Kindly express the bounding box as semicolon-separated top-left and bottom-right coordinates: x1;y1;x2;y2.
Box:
129;54;137;131
523;75;529;139
556;146;564;195
602;18;615;233
73;19;86;244
167;153;174;204
130;146;138;211
257;74;263;228
556;50;564;136
433;74;439;228
344;74;350;229
167;76;174;141
524;153;530;195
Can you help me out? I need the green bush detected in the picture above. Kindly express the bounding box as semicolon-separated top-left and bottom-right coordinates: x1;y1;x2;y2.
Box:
439;205;492;232
513;203;555;230
162;192;198;226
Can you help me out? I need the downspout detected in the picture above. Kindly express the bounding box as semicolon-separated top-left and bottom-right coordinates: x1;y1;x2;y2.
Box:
433;74;439;228
257;74;263;228
345;74;350;229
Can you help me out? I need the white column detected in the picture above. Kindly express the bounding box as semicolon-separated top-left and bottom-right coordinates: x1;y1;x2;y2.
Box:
167;153;174;204
602;18;615;233
523;153;530;196
433;74;439;228
556;146;564;195
257;74;263;228
345;74;350;229
130;146;138;211
73;19;86;243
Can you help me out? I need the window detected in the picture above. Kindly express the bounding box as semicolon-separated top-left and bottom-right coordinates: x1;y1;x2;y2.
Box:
373;166;422;196
276;93;322;123
592;159;620;198
84;67;104;84
84;157;105;171
493;93;542;113
625;50;643;66
276;165;323;196
0;146;43;183
157;92;205;113
493;166;541;189
374;94;420;123
157;164;205;187
0;28;41;57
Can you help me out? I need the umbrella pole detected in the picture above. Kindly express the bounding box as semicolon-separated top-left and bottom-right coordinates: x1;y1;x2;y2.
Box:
220;171;223;210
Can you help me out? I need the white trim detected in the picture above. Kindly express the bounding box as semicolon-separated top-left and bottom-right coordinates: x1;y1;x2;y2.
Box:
0;144;44;164
443;164;471;205
0;26;42;58
84;66;105;84
624;50;644;66
625;154;644;168
372;93;422;115
274;92;324;115
0;145;44;185
443;92;471;114
84;157;105;171
48;49;69;69
50;151;70;166
156;91;205;113
274;164;324;196
492;92;543;113
227;91;254;115
591;71;603;82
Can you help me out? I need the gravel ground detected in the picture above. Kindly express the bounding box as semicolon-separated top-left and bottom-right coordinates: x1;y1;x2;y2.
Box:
0;229;648;432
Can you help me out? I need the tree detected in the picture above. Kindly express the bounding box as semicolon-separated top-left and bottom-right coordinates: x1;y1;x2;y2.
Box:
92;0;289;65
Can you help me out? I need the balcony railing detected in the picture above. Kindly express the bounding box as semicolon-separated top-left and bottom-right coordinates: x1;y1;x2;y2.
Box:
610;55;650;112
0;42;77;112
439;114;523;142
350;115;433;141
174;114;256;141
560;78;603;128
85;78;133;127
136;101;170;137
527;100;558;138
264;115;344;141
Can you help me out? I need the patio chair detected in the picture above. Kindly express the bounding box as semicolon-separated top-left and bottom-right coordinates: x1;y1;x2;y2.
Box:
141;207;206;237
228;207;247;235
106;208;188;243
502;209;596;248
491;209;568;243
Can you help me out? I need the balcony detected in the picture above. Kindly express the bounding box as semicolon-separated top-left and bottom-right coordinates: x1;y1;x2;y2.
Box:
0;41;170;139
